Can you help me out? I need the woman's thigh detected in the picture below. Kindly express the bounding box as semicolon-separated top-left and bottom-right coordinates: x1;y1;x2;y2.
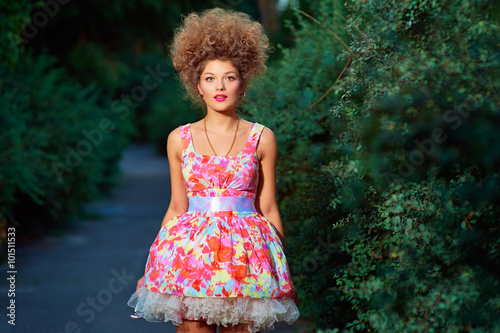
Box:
176;320;216;333
219;323;250;333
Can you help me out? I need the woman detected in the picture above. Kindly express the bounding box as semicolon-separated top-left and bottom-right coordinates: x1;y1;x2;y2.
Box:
127;8;299;333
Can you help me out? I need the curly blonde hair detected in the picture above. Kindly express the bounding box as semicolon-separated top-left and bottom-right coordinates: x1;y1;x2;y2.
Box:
170;8;270;101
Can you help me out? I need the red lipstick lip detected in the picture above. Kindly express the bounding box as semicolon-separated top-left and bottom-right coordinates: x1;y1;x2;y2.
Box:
214;94;227;98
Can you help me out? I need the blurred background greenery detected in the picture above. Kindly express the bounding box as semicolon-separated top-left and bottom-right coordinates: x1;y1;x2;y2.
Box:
1;0;499;331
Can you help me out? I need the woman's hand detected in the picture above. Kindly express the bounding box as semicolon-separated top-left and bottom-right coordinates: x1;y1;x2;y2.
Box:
136;275;145;292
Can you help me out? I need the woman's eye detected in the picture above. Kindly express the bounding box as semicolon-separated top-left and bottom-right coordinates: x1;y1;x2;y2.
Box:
226;76;235;81
206;77;214;82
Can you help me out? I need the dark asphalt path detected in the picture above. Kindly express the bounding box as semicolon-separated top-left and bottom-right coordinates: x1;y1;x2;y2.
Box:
0;145;300;333
1;145;174;333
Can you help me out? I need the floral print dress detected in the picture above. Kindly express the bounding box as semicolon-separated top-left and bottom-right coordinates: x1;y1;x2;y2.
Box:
127;122;299;332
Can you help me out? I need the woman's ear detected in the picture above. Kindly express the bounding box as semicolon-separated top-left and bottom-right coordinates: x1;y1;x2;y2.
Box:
197;83;202;96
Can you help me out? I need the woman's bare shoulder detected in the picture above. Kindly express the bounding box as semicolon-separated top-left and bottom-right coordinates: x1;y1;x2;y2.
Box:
167;126;181;142
256;124;277;159
259;125;276;145
166;125;187;156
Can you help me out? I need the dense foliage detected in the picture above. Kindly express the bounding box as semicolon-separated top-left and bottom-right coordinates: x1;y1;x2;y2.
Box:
241;0;351;325
243;0;499;331
144;63;201;154
328;0;500;331
0;1;132;247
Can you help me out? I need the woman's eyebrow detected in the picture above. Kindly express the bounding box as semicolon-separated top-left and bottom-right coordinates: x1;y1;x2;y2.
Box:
202;71;238;75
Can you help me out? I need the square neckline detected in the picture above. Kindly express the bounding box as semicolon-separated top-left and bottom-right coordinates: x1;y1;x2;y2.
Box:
188;122;256;158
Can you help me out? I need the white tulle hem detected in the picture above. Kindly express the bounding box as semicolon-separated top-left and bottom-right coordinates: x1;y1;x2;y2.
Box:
127;286;300;333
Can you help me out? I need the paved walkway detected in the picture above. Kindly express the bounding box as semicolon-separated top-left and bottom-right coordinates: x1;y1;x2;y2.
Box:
0;145;302;333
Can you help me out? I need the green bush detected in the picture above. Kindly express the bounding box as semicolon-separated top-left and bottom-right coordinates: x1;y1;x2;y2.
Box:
326;0;500;331
243;0;499;331
145;74;200;154
0;1;135;249
0;52;133;243
240;0;351;324
0;0;39;69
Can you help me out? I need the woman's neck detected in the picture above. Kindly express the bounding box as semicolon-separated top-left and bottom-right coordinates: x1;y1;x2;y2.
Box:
204;111;239;132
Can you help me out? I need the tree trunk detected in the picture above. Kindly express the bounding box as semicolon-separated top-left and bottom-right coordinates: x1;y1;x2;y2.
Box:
257;0;278;33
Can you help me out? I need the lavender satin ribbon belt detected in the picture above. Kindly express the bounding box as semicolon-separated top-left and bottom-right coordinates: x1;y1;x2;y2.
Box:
188;196;256;213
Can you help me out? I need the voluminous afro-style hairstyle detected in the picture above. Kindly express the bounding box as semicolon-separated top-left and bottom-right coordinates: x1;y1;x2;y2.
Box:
170;8;270;100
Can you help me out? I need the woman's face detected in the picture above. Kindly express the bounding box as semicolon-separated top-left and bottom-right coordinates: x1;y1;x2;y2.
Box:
198;60;244;113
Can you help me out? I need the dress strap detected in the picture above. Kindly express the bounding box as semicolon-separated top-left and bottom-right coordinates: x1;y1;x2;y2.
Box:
247;122;265;153
179;124;192;152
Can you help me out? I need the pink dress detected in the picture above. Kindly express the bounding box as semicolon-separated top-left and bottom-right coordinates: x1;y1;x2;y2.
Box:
127;122;299;332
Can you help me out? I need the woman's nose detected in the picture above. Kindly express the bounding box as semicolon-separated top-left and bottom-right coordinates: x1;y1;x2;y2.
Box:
216;80;225;91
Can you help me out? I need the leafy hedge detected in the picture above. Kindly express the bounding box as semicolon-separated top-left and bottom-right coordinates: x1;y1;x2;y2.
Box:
144;62;200;154
240;0;351;325
0;2;133;248
243;0;499;331
327;0;500;331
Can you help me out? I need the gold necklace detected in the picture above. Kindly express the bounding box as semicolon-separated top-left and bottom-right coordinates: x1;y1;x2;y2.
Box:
204;117;239;156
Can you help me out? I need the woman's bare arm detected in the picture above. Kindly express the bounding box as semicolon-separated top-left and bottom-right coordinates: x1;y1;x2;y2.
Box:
161;127;189;228
255;127;285;246
136;128;187;292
